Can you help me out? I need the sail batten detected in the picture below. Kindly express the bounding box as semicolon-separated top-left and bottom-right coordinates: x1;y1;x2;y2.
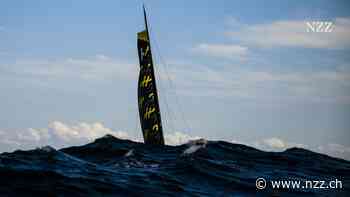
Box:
137;8;165;145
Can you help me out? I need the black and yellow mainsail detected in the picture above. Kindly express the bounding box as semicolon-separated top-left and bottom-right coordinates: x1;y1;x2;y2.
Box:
137;7;165;145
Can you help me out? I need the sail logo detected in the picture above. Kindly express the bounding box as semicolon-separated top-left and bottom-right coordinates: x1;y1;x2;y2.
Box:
140;46;149;61
141;75;152;87
306;21;334;33
144;107;156;120
152;124;159;131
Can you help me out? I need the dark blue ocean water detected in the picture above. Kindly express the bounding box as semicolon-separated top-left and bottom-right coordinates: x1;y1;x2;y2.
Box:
0;135;349;196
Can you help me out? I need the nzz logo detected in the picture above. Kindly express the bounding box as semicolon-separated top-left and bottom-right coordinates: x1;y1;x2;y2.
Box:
306;21;334;33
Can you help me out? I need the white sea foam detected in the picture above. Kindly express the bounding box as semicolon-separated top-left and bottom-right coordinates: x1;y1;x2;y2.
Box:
182;138;207;155
38;145;56;152
125;149;134;157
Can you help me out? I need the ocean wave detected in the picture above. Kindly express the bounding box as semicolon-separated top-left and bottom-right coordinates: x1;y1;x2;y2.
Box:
0;135;349;196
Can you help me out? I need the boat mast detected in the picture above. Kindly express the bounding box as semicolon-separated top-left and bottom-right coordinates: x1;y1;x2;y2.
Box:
143;5;150;39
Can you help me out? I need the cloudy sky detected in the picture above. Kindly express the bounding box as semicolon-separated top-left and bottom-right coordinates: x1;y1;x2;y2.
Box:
0;0;350;160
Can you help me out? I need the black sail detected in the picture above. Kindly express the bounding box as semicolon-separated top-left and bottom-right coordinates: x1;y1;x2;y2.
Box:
137;9;165;145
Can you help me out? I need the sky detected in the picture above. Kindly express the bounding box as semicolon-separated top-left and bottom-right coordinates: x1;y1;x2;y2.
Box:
0;0;350;160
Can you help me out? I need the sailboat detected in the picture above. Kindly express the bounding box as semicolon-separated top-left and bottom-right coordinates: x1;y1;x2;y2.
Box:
137;6;165;145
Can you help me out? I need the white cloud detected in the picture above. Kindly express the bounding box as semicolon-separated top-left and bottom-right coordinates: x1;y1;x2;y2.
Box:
251;137;307;151
0;121;201;152
252;137;350;160
163;61;350;104
181;18;350;102
165;131;200;146
1;55;136;81
317;143;350;160
47;121;129;142
95;54;111;61
233;136;350;160
226;17;350;49
192;43;248;59
225;17;241;27
263;137;286;149
2;54;349;104
0;121;130;152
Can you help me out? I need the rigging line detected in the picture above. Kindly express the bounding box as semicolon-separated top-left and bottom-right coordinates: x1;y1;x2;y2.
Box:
152;44;176;132
133;109;138;141
159;69;176;134
134;63;141;141
149;28;192;133
153;50;176;134
156;54;179;134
